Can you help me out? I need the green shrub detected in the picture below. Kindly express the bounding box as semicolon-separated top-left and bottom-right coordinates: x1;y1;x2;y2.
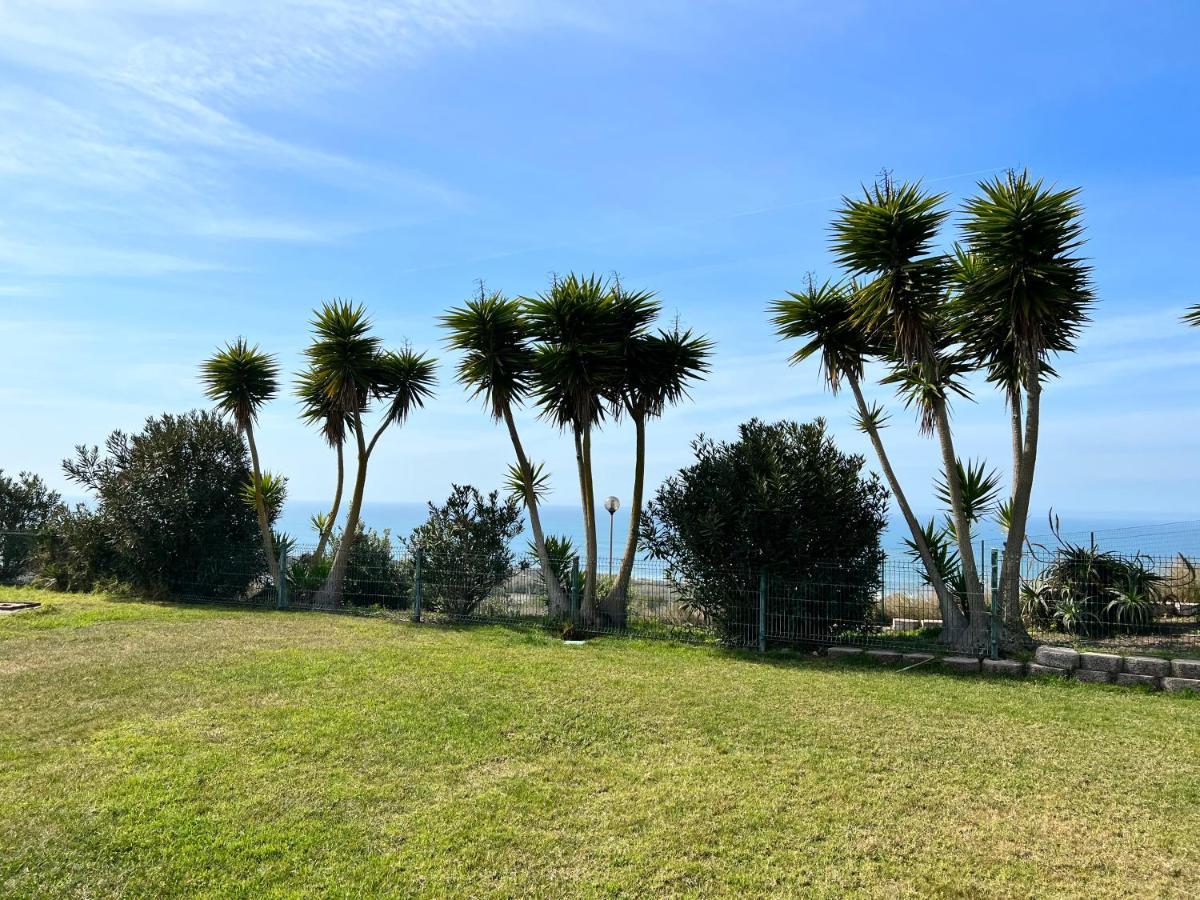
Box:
410;485;523;615
640;418;888;644
55;410;269;597
0;470;65;583
289;527;411;608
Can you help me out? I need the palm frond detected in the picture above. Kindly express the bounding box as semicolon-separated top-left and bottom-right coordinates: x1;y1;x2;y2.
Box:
200;337;279;430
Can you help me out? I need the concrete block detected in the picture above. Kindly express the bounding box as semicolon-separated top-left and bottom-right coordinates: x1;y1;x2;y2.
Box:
1124;656;1170;677
920;619;943;630
1170;659;1200;679
1073;668;1113;684
1028;663;1069;678
901;652;937;666
982;658;1024;677
827;646;863;659
890;618;920;632
1078;652;1123;673
1162;677;1200;694
865;649;902;665
943;655;981;674
1114;673;1159;689
1034;646;1080;669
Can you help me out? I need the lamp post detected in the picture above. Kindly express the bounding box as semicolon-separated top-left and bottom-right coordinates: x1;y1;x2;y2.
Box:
603;496;620;575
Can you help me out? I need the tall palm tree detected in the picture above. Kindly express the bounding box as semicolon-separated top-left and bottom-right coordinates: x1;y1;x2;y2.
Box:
770;280;969;641
832;179;991;651
201;338;281;584
600;317;712;627
297;365;351;561
440;288;569;615
305;301;437;605
525;273;621;619
956;170;1094;648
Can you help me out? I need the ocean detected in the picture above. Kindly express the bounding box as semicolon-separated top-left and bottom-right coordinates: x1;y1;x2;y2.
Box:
276;500;1198;561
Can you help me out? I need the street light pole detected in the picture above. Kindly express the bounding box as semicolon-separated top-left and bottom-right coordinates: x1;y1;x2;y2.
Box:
603;496;620;576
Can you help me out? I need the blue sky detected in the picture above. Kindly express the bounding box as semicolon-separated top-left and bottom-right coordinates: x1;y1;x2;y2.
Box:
2;0;1198;534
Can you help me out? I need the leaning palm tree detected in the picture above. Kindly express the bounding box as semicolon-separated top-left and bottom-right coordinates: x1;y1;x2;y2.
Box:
525;273;622;620
956;170;1094;647
305;302;437;605
440;288;569;615
599;318;712;627
296;365;351;561
201;338;281;584
770;279;968;641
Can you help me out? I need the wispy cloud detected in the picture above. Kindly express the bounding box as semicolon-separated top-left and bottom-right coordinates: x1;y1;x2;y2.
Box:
0;0;552;279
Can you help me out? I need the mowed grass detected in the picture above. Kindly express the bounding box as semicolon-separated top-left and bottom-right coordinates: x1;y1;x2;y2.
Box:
2;588;1198;898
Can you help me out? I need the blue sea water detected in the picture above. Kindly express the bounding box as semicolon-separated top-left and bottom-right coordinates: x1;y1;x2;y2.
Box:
276;500;1198;561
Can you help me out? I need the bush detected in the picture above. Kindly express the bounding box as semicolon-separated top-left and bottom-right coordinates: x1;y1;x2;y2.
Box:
54;410;269;597
640;418;888;644
0;470;64;583
1023;539;1166;637
409;485;523;615
288;527;411;608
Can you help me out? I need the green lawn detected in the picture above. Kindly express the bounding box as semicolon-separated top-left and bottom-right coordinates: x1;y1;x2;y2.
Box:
2;588;1198;898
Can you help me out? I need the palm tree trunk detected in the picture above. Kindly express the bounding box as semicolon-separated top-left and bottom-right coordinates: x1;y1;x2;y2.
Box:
998;366;1040;651
601;412;645;628
931;398;989;653
313;442;344;561
847;377;966;643
575;426;599;623
502;407;568;616
318;418;368;608
244;420;279;586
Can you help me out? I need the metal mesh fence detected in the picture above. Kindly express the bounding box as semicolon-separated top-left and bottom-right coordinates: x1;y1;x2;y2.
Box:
3;526;1197;658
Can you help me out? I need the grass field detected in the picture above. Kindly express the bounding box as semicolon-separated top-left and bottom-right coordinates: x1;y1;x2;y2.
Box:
2;587;1198;898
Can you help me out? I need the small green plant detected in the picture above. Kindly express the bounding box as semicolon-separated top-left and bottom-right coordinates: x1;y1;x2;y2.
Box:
1022;524;1165;637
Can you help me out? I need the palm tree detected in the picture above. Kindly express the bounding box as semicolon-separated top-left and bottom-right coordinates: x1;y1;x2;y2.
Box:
956;170;1094;648
525;273;622;620
440;288;569;615
200;338;281;584
305;301;437;605
832;179;992;651
770;280;969;641
1185;305;1200;327
599;314;712;627
297;365;351;561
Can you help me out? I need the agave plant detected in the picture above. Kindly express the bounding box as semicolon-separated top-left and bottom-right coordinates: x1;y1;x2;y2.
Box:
1023;529;1163;637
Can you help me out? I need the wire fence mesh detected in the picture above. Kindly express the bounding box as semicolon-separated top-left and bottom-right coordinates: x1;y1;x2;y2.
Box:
2;524;1198;658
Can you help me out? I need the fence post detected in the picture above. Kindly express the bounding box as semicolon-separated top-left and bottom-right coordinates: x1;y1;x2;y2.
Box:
569;556;580;625
758;569;767;653
412;547;423;623
276;547;288;610
989;548;1000;660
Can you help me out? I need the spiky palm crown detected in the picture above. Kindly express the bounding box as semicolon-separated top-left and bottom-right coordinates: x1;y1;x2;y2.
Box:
831;180;951;364
372;349;438;426
620;328;713;420
770;279;874;393
304;300;381;416
1184;305;1200;328
524;273;624;431
955;170;1093;387
200;337;279;430
878;308;973;434
296;366;352;447
440;290;535;421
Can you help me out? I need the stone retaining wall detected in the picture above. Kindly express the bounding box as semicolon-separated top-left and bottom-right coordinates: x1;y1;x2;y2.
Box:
826;645;1200;692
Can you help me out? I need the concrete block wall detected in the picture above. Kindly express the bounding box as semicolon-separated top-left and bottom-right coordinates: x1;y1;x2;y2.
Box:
825;644;1200;692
